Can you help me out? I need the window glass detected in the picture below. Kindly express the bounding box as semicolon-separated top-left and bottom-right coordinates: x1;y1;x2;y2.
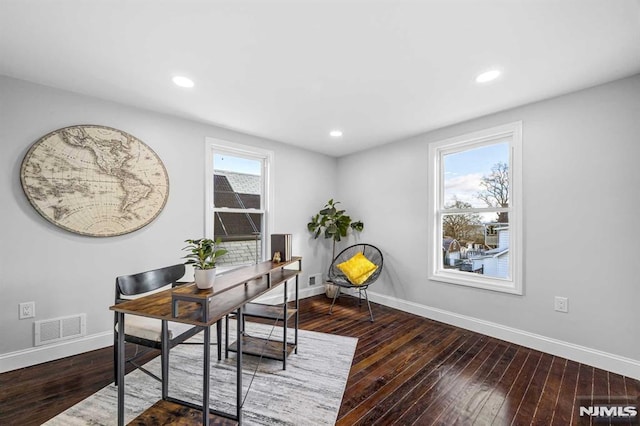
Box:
443;142;509;209
441;141;510;279
429;122;522;294
213;154;263;266
205;143;273;268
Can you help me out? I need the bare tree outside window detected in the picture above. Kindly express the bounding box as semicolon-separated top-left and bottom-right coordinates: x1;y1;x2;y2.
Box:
477;161;509;223
442;199;483;243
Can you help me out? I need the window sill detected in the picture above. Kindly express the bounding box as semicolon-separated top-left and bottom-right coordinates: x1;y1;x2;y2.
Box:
429;270;522;295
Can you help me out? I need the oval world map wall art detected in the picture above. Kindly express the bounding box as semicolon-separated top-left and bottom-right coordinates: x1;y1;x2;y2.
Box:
20;125;169;237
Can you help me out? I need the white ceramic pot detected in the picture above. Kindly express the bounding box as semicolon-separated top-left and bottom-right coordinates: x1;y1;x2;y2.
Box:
325;282;339;298
194;268;217;290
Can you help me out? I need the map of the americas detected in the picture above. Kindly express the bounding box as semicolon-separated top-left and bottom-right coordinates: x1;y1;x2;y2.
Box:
20;125;169;237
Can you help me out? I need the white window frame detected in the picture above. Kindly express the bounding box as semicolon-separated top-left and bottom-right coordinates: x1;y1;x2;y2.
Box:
428;122;523;294
205;138;275;266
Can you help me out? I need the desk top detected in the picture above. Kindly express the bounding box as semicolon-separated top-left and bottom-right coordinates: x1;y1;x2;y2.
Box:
110;257;301;327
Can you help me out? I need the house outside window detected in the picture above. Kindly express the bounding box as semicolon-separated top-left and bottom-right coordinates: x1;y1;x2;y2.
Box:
428;122;523;294
205;138;274;268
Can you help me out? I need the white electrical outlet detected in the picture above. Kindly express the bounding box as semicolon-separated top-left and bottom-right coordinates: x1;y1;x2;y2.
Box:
19;301;36;319
554;296;568;313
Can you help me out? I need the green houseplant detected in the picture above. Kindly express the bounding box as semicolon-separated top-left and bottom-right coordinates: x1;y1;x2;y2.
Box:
307;199;364;297
182;237;227;289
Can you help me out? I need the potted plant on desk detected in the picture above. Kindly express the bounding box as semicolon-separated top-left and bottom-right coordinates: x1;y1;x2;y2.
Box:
182;237;228;290
307;199;364;297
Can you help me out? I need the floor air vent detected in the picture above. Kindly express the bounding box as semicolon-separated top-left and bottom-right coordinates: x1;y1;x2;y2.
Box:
35;314;86;346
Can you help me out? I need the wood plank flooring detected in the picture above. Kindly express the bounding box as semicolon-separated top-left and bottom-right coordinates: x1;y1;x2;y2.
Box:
1;294;638;425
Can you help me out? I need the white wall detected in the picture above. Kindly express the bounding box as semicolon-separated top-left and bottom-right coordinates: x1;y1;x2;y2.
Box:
3;73;639;379
0;76;335;368
337;74;640;378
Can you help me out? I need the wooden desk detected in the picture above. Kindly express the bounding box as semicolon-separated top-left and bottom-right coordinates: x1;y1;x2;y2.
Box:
110;257;302;426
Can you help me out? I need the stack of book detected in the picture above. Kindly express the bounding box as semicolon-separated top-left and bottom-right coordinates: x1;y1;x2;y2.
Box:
270;234;292;262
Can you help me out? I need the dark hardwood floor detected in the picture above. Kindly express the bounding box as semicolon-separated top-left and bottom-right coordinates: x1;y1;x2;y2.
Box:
1;294;638;425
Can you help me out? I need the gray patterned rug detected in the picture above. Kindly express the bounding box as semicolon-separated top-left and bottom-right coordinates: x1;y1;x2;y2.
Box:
45;321;357;425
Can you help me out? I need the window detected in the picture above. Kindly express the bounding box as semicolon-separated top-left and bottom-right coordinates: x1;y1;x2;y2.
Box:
205;138;274;268
428;122;523;294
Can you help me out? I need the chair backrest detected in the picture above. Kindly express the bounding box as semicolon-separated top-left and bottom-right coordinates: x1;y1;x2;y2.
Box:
328;244;383;285
115;264;186;302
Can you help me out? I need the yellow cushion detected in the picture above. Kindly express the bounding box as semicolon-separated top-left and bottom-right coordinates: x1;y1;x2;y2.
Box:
337;252;378;285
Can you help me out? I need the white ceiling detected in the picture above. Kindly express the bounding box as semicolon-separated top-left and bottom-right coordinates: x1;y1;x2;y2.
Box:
1;1;639;157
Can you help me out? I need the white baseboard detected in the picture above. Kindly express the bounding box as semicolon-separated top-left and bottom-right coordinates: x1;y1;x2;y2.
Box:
256;284;326;304
297;285;328;299
368;291;640;381
0;331;113;373
8;288;635;381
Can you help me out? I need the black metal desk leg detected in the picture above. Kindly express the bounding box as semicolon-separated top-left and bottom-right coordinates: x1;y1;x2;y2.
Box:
237;306;243;425
295;272;299;354
217;320;222;361
225;315;229;359
283;281;288;370
203;326;211;426
117;312;125;426
161;320;169;399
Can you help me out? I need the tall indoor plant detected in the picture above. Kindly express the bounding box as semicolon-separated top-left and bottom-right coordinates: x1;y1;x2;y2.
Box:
307;199;364;296
182;237;227;289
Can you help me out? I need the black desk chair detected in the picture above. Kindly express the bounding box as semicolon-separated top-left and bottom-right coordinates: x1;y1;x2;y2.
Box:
113;264;221;384
328;244;383;322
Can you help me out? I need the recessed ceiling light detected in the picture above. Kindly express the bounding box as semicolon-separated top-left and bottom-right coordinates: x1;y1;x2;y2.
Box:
475;69;501;83
172;76;194;88
329;130;343;137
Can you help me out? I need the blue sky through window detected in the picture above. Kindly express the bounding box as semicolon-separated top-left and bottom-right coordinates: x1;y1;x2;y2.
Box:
214;153;261;175
444;141;509;209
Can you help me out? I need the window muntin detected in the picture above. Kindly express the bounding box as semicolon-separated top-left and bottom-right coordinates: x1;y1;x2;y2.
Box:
429;122;522;294
205;140;273;268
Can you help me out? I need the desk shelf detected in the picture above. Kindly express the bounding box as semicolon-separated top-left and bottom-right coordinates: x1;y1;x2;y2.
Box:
241;302;297;320
170;268;301;325
227;334;296;361
226;281;300;370
227;302;298;362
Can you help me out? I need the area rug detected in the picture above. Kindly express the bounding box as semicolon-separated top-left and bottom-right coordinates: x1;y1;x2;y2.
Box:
45;321;357;425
